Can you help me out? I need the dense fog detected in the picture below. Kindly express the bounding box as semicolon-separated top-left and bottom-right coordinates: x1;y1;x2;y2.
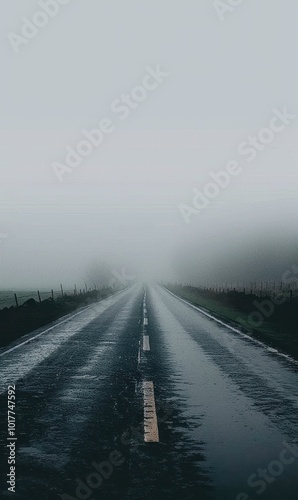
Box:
0;0;297;290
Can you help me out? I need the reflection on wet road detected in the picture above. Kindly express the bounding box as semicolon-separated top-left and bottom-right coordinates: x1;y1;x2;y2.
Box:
0;285;297;499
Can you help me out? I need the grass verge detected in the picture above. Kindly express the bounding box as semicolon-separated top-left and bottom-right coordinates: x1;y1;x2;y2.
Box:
165;284;298;362
0;288;118;348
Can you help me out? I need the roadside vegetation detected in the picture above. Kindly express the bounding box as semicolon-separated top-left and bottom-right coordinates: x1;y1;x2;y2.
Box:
166;284;298;361
0;288;116;348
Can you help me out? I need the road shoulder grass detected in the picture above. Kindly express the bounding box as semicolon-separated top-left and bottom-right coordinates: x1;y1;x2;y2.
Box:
165;285;298;362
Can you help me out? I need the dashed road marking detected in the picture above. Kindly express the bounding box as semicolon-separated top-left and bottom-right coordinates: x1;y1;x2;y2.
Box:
143;318;148;326
143;381;159;442
143;335;150;351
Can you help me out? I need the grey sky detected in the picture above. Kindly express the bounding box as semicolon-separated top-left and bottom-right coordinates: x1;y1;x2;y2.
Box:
0;0;297;288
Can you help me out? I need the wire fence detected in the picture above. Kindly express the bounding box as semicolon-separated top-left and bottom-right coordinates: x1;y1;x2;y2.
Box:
0;284;99;310
193;281;298;301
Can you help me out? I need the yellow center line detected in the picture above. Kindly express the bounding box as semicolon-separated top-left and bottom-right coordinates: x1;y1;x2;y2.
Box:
143;381;159;442
143;335;150;351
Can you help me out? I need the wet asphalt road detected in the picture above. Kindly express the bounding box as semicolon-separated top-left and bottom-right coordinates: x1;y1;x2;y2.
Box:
0;285;298;500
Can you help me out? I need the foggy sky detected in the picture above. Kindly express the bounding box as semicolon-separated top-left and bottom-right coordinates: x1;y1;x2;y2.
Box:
0;0;297;289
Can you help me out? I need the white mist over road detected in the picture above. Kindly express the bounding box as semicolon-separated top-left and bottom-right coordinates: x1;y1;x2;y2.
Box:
0;1;297;288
